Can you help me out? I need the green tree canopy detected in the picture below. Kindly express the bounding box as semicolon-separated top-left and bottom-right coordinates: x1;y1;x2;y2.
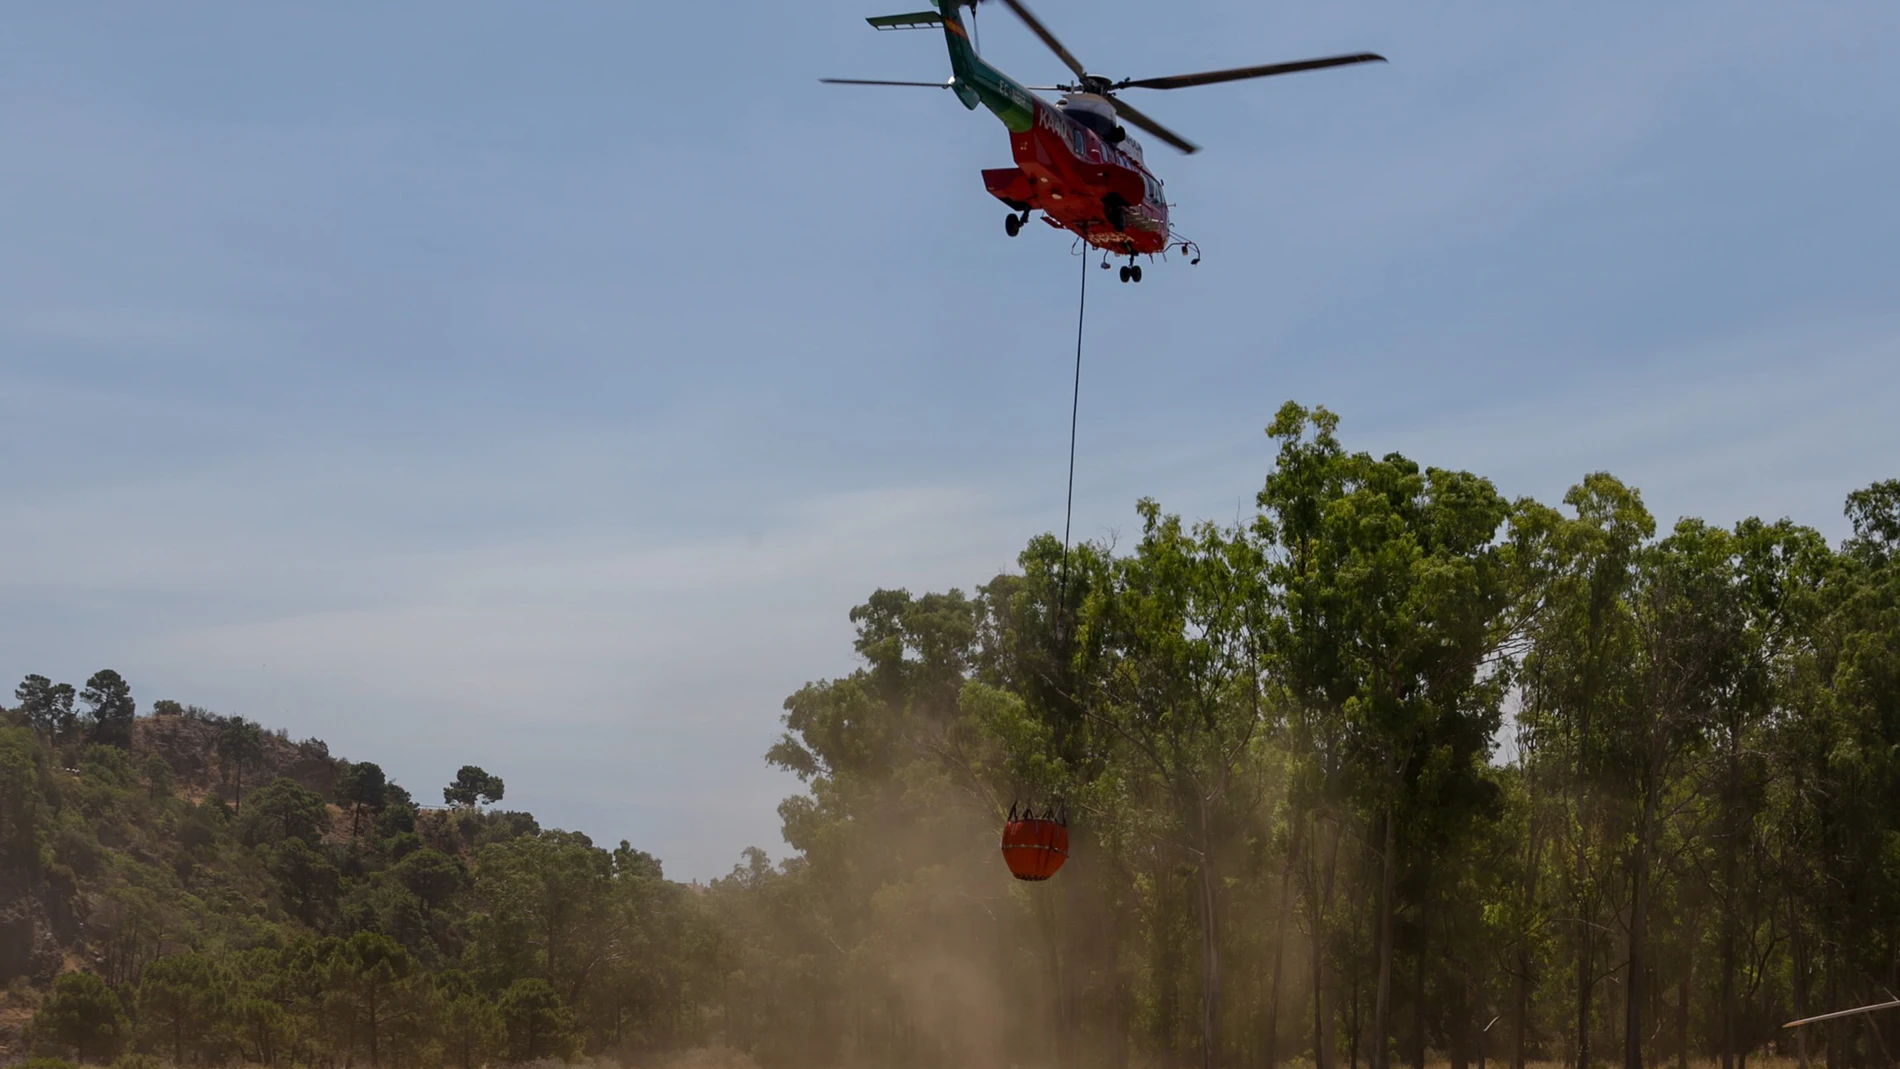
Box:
239;777;331;847
0;727;48;867
136;954;231;1066
79;670;136;749
214;717;266;814
31;971;129;1064
444;765;505;808
337;760;389;835
15;675;76;742
497;978;577;1062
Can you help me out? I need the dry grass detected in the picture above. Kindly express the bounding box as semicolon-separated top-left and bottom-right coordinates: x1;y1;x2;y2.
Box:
1408;1060;1805;1069
531;1049;765;1069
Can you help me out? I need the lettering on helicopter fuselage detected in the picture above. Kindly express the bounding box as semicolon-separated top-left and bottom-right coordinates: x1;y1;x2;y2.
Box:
1035;102;1163;204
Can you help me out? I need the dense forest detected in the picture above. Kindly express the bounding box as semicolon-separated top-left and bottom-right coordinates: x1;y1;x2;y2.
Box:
4;403;1899;1069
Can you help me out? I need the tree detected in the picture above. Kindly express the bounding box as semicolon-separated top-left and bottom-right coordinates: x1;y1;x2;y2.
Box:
270;837;342;927
1079;498;1271;1069
214;717;267;815
444;765;505;809
394;848;467;913
16;675;77;742
0;728;48;868
151;699;184;717
233;997;291;1067
240;777;331;847
326;932;429;1068
137;954;231;1066
141;752;174;800
1616;520;1742;1069
441;994;504;1069
1844;479;1900;548
471;831;621;1004
498;978;576;1062
1515;473;1654;1069
32;971;129;1063
1257;403;1513;1069
80;670;136;749
337;761;389;836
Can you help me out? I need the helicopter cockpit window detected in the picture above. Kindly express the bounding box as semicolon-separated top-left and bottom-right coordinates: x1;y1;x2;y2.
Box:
1061;105;1116;140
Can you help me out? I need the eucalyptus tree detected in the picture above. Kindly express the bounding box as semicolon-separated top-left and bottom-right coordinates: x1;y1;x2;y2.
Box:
1619;519;1748;1069
1076;498;1271;1069
1256;403;1514;1069
1515;474;1653;1069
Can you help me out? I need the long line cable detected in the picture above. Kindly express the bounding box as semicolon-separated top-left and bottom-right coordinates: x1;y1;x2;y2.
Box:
1058;236;1089;625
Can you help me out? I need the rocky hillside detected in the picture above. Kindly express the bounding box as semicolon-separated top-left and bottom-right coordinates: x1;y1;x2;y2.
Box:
0;688;708;1068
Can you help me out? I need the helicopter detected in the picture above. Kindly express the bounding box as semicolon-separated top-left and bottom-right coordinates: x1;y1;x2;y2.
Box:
824;0;1384;282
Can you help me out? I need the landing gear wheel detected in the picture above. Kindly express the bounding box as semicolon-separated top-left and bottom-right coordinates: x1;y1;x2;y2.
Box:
1005;213;1022;237
1130;265;1143;283
1119;266;1132;284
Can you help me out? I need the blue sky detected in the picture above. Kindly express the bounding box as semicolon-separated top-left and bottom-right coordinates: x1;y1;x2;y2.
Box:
3;1;1896;881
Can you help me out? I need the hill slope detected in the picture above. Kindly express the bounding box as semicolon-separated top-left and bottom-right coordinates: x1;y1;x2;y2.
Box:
0;690;721;1068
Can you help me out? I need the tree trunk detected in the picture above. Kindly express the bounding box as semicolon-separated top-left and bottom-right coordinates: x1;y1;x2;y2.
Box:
1351;959;1363;1069
367;987;381;1068
1354;882;1370;1069
1515;802;1541;1069
1450;977;1471;1069
1373;804;1400;1069
1790;892;1810;1069
1201;803;1223;1069
1313;914;1331;1069
1415;897;1430;1069
1721;915;1736;1069
1312;813;1343;1069
1825;954;1842;1069
1627;730;1662;1069
1863;1006;1894;1069
1050;877;1076;1069
1514;953;1532;1069
1578;920;1594;1069
1268;836;1297;1069
1111;891;1133;1069
1161;875;1183;1066
1721;735;1741;1069
1676;957;1691;1069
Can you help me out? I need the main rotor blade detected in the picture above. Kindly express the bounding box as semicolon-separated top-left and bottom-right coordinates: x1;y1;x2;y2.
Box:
1118;52;1386;91
820;78;954;88
1784;1001;1900;1029
1110;96;1198;155
995;0;1090;83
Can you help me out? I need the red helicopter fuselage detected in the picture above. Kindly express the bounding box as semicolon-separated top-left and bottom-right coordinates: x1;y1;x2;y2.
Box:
982;95;1171;256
